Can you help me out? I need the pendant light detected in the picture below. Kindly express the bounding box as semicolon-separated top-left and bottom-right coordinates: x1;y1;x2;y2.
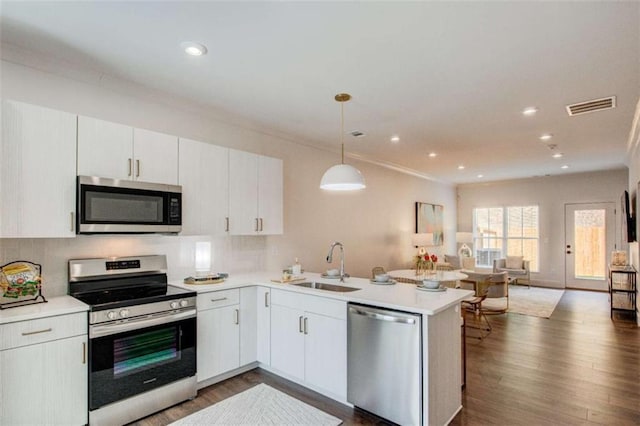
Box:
320;93;366;191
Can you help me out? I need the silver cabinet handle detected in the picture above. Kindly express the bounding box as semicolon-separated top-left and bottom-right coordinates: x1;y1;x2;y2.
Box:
259;218;263;232
255;218;259;232
299;315;304;333
82;342;86;364
303;317;308;335
348;307;416;324
264;291;269;307
225;217;229;232
211;297;228;302
70;212;74;232
234;308;239;325
22;328;52;336
128;158;133;176
136;159;140;177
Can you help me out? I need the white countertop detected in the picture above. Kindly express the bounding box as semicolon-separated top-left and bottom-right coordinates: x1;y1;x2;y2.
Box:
171;272;474;316
0;296;89;324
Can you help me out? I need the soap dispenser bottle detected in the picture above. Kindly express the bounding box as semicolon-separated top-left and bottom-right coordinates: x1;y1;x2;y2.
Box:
291;258;302;276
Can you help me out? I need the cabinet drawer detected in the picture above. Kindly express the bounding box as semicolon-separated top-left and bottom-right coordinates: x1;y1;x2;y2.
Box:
1;312;87;351
271;289;347;320
197;289;240;310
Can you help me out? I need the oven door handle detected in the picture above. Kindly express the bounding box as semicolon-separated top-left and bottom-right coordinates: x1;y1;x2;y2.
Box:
90;308;196;338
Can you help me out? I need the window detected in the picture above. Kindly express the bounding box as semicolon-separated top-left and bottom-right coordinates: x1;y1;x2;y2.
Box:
473;206;539;272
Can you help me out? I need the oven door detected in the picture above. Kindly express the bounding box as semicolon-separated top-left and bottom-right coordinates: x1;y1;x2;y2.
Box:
89;314;196;410
77;175;182;234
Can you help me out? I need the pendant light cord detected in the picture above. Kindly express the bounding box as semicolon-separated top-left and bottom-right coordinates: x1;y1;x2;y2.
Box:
341;101;345;164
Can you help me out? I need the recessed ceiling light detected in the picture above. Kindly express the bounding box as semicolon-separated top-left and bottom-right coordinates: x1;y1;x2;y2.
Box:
539;133;553;141
457;165;465;170
522;107;538;116
181;41;208;56
552;152;563;159
390;135;400;143
561;165;569;169
428;152;437;158
477;174;484;178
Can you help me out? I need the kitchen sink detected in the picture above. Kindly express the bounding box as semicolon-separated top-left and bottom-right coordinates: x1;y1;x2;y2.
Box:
292;281;360;292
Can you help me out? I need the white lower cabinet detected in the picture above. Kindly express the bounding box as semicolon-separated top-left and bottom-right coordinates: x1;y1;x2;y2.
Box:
256;286;271;365
270;289;347;399
197;289;240;382
0;313;88;425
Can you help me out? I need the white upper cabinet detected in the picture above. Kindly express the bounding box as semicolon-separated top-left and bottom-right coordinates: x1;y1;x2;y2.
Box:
77;116;133;180
133;128;178;184
228;149;283;235
179;138;229;235
1;100;77;237
78;116;178;185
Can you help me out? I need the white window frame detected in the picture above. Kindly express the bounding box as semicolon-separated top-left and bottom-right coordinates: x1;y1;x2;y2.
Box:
472;205;539;272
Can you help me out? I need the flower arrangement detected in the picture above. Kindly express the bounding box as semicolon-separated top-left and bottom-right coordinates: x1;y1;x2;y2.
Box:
415;253;438;275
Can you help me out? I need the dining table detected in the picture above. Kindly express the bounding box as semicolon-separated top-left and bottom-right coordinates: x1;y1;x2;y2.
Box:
387;269;469;287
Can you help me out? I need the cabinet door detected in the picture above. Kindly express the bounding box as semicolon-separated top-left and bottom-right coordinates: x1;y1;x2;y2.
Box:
270;304;305;381
133;128;178;184
197;305;240;381
304;312;347;399
256;287;271;365
257;155;283;235
0;335;88;425
228;149;259;235
1;100;77;237
239;286;257;366
77;115;133;179
179;138;229;235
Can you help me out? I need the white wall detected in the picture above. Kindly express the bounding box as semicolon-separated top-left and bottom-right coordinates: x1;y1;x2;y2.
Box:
457;169;628;288
0;58;456;296
626;98;639;322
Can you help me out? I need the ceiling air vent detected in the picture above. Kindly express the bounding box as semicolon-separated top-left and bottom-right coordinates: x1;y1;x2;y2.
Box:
566;96;616;116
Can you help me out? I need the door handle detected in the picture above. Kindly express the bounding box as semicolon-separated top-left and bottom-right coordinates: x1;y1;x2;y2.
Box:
22;328;52;336
299;316;304;333
264;291;269;307
234;308;239;325
70;212;74;232
82;342;86;364
255;218;259;232
566;251;572;254
303;317;308;335
225;217;229;232
128;158;133;176
136;159;140;178
259;218;263;232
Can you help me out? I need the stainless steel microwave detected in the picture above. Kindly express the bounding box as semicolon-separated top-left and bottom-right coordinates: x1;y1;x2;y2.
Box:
77;176;182;234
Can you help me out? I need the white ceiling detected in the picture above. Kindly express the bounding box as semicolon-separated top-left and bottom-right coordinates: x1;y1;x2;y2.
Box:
1;1;639;184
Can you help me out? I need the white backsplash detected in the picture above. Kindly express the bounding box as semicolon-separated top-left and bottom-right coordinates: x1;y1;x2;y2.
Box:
0;235;268;297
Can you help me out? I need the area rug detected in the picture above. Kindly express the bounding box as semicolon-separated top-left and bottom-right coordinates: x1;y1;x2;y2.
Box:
483;285;565;318
170;384;342;425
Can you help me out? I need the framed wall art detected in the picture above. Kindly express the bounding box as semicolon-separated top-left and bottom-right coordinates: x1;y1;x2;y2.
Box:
415;202;444;246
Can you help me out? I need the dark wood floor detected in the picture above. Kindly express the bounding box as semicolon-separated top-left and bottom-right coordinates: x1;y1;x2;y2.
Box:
133;289;639;426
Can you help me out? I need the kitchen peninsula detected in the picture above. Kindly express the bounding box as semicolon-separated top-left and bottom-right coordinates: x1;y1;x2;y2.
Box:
172;272;474;426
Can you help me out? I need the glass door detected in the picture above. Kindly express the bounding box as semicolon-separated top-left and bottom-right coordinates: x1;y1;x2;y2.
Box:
565;203;616;291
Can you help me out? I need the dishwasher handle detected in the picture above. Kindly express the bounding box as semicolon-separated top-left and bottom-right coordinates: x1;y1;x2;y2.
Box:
349;306;416;324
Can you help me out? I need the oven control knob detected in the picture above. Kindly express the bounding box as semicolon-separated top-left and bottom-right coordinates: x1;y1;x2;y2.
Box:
180;300;189;308
107;311;117;320
119;309;129;318
170;301;179;309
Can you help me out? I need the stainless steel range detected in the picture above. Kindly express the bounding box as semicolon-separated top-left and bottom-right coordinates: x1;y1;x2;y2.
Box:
69;255;197;426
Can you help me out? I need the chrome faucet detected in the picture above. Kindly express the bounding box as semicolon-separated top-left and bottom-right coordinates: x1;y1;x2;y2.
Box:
326;241;346;282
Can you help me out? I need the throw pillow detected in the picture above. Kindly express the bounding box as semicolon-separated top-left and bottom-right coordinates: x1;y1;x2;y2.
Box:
444;255;461;269
506;256;523;269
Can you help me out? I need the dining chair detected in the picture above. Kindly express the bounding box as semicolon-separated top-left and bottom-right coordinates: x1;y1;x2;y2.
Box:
461;276;492;339
484;271;509;313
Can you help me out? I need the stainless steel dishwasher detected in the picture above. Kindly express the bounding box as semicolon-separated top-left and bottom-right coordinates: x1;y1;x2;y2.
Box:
347;303;422;425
